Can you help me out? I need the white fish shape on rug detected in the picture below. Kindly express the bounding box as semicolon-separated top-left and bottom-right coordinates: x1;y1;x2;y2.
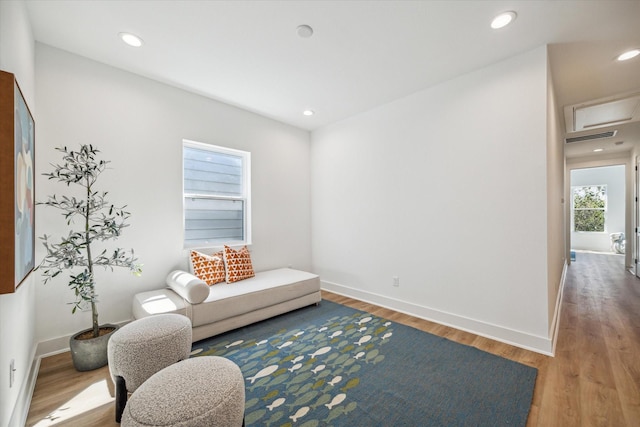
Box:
277;341;294;349
289;406;310;422
266;397;286;411
328;375;342;386
325;393;347;410
312;364;326;374
354;335;372;346
355;316;372;326
225;340;244;348
246;365;279;384
308;346;331;358
288;363;303;373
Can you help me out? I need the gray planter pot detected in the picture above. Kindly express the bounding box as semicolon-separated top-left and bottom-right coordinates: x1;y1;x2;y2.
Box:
69;324;119;372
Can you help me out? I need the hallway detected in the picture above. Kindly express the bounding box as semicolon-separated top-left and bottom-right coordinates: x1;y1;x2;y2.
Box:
537;252;640;425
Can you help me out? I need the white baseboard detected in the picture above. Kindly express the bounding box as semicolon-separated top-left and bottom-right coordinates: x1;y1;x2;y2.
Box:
321;281;554;356
35;319;132;358
8;346;39;427
35;335;71;358
16;319;133;426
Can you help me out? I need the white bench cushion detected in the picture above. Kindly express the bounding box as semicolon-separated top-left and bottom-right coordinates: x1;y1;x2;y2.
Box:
191;268;319;327
132;268;320;329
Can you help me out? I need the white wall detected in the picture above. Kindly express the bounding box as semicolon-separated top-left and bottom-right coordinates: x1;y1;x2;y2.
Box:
311;46;554;353
570;165;626;253
34;44;311;349
0;3;37;426
545;54;566;336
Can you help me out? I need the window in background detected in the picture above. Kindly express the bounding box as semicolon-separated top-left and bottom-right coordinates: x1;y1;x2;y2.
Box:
572;185;607;232
183;140;251;248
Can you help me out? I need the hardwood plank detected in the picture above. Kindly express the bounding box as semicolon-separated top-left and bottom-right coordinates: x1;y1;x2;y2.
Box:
26;252;640;426
580;381;627;427
600;290;640;425
536;351;581;427
26;352;117;427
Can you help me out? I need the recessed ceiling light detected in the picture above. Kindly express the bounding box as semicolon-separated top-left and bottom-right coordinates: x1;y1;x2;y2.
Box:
617;49;640;61
593;148;604;152
119;32;143;47
491;11;517;29
303;109;314;116
297;25;314;38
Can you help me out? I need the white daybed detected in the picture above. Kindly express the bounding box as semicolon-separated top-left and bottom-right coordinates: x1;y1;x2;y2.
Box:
132;268;321;342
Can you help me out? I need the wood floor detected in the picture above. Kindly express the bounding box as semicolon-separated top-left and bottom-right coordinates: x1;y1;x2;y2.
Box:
26;252;640;426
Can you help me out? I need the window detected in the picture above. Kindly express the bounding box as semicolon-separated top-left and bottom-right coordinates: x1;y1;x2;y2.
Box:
183;140;251;248
572;185;606;232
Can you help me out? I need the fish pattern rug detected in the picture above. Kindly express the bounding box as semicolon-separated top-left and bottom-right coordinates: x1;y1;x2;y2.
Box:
190;300;537;426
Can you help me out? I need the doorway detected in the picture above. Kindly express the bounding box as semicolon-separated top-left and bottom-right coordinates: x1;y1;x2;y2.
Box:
569;164;626;259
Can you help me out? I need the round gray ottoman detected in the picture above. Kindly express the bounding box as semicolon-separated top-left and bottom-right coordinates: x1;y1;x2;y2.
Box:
121;356;246;427
108;313;192;422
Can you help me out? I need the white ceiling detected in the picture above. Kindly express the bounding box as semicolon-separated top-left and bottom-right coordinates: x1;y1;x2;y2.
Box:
25;0;640;155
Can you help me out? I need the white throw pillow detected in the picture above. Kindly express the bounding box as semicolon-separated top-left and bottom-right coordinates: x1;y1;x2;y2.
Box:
166;270;210;304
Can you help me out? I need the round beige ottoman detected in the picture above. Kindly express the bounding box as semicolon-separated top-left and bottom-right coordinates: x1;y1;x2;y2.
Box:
108;313;192;422
121;356;246;427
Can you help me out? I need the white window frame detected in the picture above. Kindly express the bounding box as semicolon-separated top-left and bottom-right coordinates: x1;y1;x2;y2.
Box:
183;139;251;249
571;184;607;233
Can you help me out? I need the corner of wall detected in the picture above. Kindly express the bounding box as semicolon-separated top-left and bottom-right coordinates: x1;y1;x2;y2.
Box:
546;46;566;332
548;260;568;356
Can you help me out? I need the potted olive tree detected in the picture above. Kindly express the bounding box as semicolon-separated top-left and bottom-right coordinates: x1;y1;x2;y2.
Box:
38;145;142;371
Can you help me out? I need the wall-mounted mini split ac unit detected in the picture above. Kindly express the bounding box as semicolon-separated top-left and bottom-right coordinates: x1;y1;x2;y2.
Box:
565;130;617;144
564;91;640;143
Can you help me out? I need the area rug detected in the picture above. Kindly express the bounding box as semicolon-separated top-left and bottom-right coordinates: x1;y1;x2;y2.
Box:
190;301;537;426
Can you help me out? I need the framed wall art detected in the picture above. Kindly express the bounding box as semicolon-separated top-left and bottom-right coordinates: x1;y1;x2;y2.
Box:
0;70;35;294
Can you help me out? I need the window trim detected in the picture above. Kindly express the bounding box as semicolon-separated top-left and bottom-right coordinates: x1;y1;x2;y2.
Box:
571;184;607;233
182;139;251;249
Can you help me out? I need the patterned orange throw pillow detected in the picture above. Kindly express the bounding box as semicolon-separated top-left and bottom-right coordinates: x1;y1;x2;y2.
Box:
223;245;255;283
189;250;226;286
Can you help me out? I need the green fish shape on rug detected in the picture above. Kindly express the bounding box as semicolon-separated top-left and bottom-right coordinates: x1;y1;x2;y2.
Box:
191;307;392;426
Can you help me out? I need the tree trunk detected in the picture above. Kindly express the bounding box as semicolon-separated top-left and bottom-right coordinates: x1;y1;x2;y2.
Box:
86;176;99;338
91;299;99;338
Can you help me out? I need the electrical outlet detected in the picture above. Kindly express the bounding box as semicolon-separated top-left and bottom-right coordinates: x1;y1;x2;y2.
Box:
393;276;400;287
9;359;15;388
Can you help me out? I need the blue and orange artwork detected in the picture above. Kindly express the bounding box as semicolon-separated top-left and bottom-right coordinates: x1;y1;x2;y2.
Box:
14;82;34;287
